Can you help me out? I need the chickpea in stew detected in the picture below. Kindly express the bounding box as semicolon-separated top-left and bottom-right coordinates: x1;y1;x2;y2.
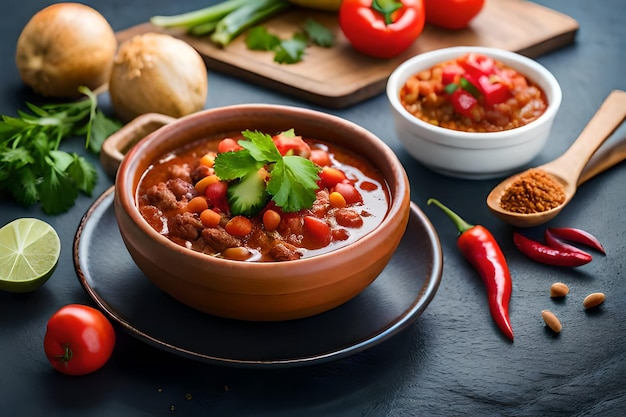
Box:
400;53;548;132
136;129;389;262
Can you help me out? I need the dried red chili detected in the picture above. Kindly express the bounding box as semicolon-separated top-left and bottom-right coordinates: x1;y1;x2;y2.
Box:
428;198;514;341
513;231;592;267
547;227;605;254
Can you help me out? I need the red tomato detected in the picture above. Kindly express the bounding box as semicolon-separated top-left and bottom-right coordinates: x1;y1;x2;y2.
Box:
272;132;311;157
319;166;348;188
44;304;116;376
424;0;485;30
339;0;426;59
334;182;363;204
309;149;332;167
218;138;243;153
303;216;332;247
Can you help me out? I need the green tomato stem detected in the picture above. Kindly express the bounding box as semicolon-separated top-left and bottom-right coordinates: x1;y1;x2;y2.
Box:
371;0;404;26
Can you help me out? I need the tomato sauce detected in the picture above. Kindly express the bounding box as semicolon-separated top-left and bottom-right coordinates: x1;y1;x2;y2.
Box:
399;53;548;132
136;133;390;262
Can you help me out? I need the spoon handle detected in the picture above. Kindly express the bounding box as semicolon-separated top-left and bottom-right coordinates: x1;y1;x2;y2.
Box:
547;90;626;180
578;136;626;185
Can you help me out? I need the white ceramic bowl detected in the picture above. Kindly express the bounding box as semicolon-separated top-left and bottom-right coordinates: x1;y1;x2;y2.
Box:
387;46;562;179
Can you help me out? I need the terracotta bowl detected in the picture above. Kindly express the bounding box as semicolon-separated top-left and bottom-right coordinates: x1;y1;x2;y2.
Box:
111;104;411;321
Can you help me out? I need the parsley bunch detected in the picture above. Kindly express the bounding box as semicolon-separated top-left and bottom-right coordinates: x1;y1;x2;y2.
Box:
214;129;321;216
0;87;121;214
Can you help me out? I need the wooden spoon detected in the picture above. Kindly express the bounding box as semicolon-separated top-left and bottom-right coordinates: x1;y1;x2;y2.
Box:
486;90;626;227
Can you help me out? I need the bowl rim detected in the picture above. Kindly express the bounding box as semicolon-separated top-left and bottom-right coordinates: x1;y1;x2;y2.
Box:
115;103;410;270
386;46;562;145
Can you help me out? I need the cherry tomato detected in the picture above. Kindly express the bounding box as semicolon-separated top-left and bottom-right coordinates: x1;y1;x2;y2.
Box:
424;0;485;30
339;0;426;59
217;138;243;153
334;182;363;204
319;166;347;188
44;304;116;376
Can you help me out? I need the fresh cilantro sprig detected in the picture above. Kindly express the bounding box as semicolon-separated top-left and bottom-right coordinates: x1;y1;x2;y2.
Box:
214;129;321;215
0;86;121;214
245;18;334;64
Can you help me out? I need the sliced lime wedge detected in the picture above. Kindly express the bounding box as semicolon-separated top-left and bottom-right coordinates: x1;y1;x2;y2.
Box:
0;218;61;293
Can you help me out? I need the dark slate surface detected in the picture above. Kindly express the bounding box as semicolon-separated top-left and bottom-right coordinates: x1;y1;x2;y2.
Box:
1;1;624;416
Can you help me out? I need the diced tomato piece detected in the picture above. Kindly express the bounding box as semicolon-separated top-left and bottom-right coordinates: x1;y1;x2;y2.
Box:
441;63;465;86
218;138;243;153
319;167;347;188
460;53;496;79
449;89;478;118
477;75;511;107
273;133;311;157
303;216;331;247
333;182;362;204
309;149;332;166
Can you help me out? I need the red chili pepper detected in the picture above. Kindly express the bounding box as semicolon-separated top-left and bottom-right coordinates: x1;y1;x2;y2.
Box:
428;198;514;341
547;227;606;254
544;229;593;259
339;0;426;59
513;231;592;267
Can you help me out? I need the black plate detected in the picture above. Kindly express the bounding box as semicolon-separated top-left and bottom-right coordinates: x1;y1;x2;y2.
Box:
73;187;442;368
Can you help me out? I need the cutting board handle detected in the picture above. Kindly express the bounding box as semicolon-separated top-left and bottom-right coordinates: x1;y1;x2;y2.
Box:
100;113;176;177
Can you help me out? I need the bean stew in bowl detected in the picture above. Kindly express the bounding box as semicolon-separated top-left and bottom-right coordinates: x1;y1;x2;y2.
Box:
137;129;389;262
113;105;411;321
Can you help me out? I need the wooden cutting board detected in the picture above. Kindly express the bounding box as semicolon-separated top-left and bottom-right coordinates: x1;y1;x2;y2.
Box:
116;0;578;108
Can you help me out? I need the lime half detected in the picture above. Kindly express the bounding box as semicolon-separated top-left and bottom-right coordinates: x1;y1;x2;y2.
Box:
0;218;61;293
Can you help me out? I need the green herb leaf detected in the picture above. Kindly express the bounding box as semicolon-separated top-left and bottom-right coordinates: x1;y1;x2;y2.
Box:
245;25;281;50
214;149;262;180
67;154;98;195
460;77;481;98
213;129;320;215
304;18;333;47
267;155;319;212
445;83;459;94
238;129;282;162
0;87;121;214
38;163;78;215
274;32;308;64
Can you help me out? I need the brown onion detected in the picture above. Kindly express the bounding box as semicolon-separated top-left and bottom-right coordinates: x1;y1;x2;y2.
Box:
15;2;117;98
109;33;208;122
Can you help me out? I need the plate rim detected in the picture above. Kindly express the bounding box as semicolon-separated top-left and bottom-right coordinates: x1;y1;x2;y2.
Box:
73;186;443;368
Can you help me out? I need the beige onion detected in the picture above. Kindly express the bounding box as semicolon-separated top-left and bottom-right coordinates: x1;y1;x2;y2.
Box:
109;33;208;123
15;2;117;98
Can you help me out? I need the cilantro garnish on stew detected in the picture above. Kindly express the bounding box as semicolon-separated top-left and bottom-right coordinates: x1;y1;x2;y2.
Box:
214;129;321;215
